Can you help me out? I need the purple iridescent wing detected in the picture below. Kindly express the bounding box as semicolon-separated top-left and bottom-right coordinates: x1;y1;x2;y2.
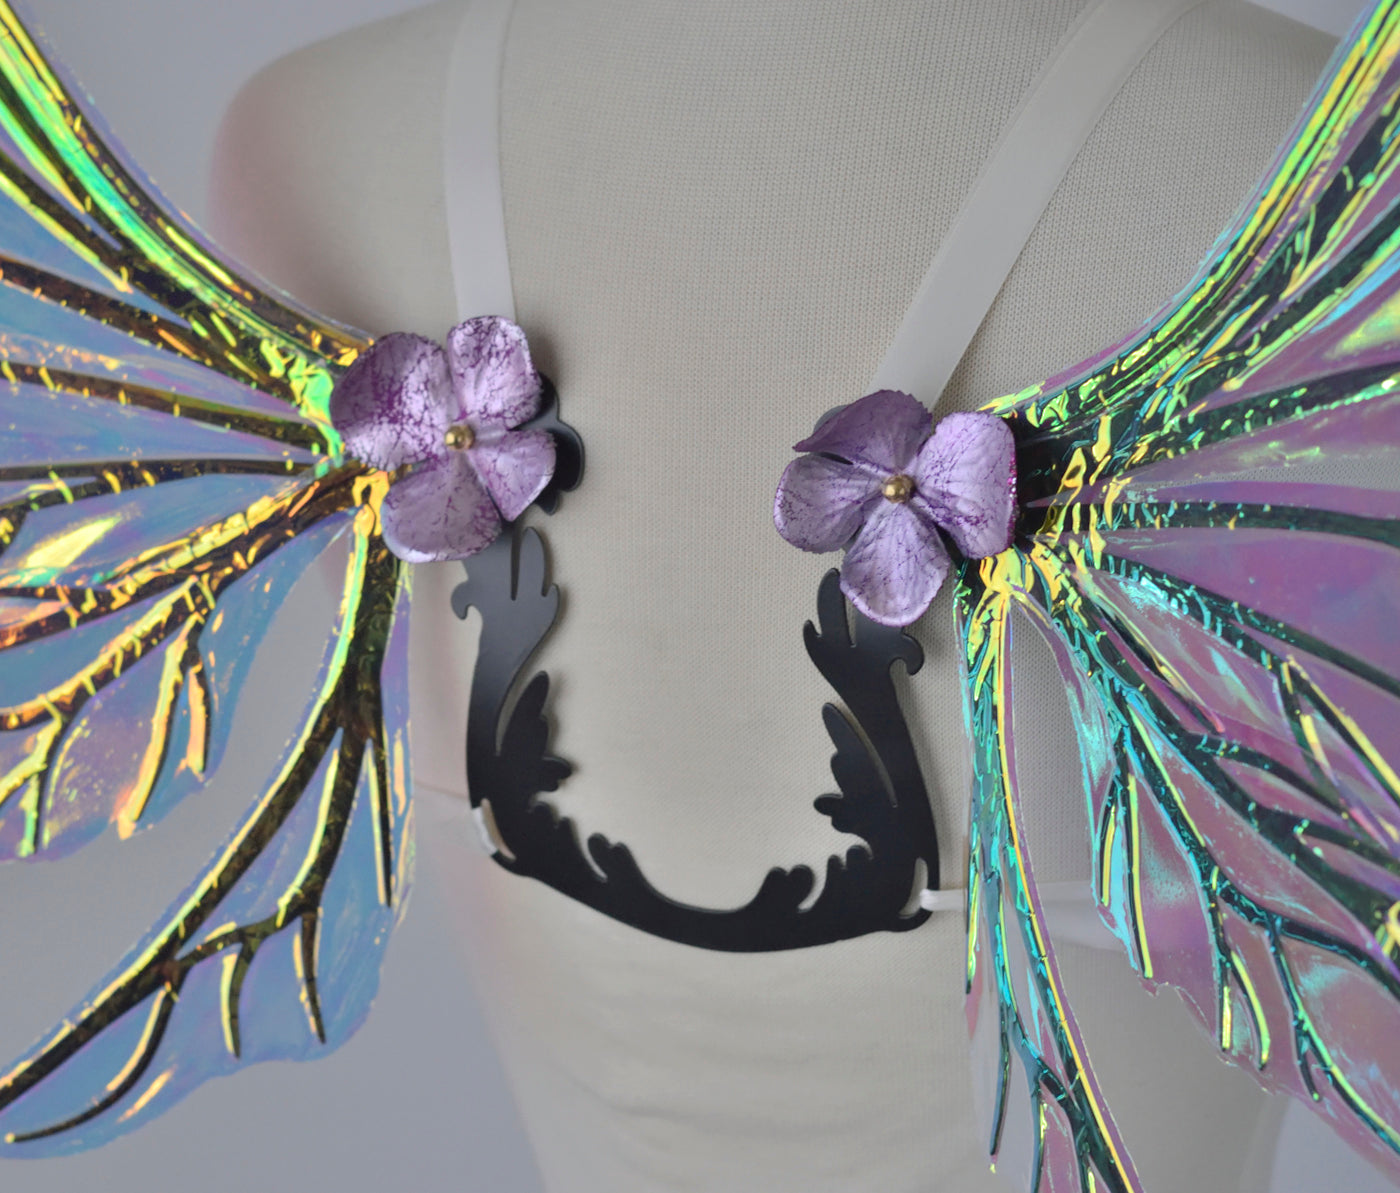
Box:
0;3;412;1153
961;3;1400;1189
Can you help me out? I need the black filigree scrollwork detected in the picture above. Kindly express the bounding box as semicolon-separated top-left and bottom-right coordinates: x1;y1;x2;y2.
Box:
449;387;940;951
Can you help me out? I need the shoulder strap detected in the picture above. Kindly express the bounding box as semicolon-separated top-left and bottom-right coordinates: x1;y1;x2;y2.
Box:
871;0;1206;403
441;0;518;321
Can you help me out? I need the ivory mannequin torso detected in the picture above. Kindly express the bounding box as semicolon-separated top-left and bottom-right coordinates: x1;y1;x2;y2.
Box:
210;3;1336;1190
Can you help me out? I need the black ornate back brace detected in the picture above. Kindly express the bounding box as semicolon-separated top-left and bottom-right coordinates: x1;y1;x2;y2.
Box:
450;384;942;951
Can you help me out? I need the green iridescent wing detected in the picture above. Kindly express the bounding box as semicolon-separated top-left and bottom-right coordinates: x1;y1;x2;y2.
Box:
961;3;1400;1189
0;3;413;1153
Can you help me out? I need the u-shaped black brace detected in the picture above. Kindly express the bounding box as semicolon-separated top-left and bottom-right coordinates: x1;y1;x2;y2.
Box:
448;389;941;952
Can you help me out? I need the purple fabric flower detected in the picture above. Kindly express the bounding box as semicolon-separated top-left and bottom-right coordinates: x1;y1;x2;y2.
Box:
330;317;555;563
774;390;1016;627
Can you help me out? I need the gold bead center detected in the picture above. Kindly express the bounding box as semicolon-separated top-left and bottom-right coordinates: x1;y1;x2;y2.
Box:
444;423;475;450
882;473;914;503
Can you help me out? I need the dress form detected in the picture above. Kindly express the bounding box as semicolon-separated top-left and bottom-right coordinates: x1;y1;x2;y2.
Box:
209;3;1339;1190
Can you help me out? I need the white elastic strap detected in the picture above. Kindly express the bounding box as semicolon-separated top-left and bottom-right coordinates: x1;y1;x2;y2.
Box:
412;781;501;856
919;882;1118;952
871;0;1205;402
471;805;501;856
442;0;518;320
919;888;964;913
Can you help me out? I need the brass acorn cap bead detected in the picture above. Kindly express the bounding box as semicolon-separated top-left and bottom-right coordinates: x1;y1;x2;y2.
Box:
882;473;915;503
443;423;475;450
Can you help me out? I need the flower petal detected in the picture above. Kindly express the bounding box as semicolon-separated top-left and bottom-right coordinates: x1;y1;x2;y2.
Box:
839;501;950;627
793;390;931;474
774;453;880;552
911;412;1016;558
447;316;542;430
329;333;452;470
469;428;556;522
381;454;502;563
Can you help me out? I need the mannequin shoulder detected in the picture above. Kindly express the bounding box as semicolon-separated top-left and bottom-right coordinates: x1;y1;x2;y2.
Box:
208;0;469;336
1153;1;1338;115
1181;2;1336;89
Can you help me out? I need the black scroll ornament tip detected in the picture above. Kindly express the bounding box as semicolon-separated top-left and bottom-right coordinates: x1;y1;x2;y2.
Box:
524;374;583;515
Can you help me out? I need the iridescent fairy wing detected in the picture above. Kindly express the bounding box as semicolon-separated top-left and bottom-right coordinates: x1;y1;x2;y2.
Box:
0;2;412;1153
961;3;1400;1188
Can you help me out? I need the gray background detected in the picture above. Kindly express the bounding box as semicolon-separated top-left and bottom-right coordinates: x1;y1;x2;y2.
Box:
0;1;1371;1191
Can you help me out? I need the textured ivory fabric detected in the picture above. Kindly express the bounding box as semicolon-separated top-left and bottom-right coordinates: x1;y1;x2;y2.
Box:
211;3;1336;1190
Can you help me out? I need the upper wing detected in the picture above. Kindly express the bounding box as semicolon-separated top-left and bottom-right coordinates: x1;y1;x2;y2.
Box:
0;3;414;1153
961;3;1400;1189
